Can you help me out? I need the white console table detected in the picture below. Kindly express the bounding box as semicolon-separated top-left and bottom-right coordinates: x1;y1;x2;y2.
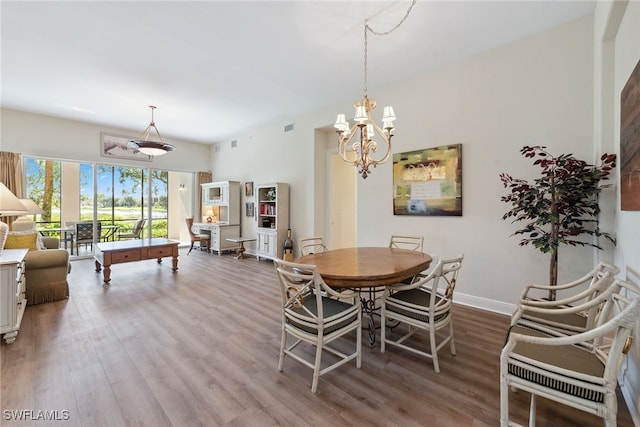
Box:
0;249;28;344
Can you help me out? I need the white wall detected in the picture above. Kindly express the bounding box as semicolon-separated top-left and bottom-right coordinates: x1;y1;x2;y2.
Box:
0;108;211;173
211;15;598;312
602;0;640;422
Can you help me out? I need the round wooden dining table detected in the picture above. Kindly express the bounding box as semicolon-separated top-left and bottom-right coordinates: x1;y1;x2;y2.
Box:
297;247;432;346
297;247;432;288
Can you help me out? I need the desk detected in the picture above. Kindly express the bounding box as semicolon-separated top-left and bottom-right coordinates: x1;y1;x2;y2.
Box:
298;247;432;345
94;238;179;283
226;237;256;259
38;227;74;254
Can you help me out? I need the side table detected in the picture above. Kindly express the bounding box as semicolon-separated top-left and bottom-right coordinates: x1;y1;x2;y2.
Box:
226;237;256;259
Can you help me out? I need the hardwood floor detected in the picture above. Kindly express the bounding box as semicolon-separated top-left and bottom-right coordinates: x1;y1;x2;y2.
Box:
1;249;635;426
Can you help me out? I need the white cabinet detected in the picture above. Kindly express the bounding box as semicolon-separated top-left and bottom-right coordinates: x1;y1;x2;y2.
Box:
1;249;27;344
202;183;226;205
255;183;289;260
193;223;240;255
197;181;241;255
201;181;240;224
256;230;278;259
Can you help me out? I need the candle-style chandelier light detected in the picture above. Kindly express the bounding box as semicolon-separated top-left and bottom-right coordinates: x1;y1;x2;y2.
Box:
334;0;416;179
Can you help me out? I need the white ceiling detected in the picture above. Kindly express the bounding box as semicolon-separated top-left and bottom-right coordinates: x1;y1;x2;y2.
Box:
1;1;596;145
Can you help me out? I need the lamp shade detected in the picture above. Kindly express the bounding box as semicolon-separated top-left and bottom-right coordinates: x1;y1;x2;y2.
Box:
18;199;45;215
129;141;175;156
128;106;176;156
0;183;28;216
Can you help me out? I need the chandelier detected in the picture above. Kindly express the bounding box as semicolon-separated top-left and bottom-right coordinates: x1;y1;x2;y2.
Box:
129;105;176;156
334;1;416;179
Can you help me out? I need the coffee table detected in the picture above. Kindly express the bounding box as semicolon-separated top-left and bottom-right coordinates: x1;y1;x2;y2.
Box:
95;238;179;283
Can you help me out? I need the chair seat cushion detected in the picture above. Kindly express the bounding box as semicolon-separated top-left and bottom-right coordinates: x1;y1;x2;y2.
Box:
386;289;447;323
521;310;588;329
287;296;357;334
507;326;605;402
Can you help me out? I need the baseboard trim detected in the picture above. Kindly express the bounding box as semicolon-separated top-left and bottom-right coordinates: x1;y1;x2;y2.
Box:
455;292;514;316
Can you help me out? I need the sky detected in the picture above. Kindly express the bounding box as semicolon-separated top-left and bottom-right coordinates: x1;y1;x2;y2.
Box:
26;159;164;200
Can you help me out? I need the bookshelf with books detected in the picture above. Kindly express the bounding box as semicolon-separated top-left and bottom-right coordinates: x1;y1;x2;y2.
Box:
255;183;289;260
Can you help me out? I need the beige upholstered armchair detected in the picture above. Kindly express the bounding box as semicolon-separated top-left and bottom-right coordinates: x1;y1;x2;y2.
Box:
6;220;71;305
25;237;71;305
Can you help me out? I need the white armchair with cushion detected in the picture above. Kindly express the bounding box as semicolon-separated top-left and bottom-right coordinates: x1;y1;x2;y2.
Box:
513;262;620;335
273;259;361;393
500;278;640;426
381;254;464;373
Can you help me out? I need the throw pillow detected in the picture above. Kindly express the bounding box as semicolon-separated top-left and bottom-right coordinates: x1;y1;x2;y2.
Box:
9;229;46;250
5;232;38;251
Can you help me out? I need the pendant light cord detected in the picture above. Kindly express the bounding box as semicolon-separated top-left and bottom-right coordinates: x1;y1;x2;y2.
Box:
362;0;418;98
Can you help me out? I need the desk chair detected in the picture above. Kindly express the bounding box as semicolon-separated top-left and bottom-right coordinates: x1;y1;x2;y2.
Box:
186;217;210;255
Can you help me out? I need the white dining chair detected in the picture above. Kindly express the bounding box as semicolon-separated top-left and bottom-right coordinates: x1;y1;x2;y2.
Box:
298;236;328;257
273;258;362;393
381;254;464;373
389;235;424;252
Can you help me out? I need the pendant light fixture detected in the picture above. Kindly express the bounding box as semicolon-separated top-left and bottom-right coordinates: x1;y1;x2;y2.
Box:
129;105;176;156
334;0;416;179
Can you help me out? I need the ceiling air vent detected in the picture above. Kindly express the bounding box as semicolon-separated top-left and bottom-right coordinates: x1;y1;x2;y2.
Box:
231;140;238;148
284;123;295;133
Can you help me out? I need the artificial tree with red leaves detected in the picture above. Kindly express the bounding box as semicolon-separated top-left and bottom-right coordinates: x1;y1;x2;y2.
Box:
500;146;616;300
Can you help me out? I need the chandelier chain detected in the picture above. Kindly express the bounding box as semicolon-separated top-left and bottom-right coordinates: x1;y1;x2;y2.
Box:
336;0;416;178
362;0;418;97
363;22;368;97
367;0;417;37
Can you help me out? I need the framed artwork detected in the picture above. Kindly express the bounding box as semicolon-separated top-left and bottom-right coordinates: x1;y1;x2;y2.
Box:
101;132;152;162
621;58;640;211
245;181;254;197
246;202;254;217
392;144;462;216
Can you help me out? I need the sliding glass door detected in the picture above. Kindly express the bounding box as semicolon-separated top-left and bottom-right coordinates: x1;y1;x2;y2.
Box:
25;157;184;258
